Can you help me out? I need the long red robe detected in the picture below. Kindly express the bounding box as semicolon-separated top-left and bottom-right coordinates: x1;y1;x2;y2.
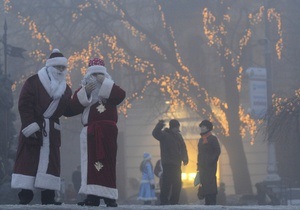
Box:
11;74;72;191
70;78;125;199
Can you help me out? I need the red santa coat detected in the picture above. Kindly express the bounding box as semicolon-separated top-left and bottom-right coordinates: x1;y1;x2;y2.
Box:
70;78;125;199
11;73;72;191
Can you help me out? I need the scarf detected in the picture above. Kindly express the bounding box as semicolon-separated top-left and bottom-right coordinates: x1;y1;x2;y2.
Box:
201;131;212;144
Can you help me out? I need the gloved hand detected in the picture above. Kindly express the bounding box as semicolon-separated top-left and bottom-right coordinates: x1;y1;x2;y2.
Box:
85;82;96;98
95;74;105;85
158;120;165;128
29;132;38;139
151;184;155;189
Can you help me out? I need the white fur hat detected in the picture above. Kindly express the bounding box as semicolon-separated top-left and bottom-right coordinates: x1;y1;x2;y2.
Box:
45;48;68;67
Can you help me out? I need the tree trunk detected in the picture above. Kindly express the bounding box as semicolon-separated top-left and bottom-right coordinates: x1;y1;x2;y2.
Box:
221;54;253;194
222;134;253;194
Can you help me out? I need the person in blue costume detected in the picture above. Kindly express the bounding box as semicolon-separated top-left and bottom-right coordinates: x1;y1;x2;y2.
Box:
137;153;157;205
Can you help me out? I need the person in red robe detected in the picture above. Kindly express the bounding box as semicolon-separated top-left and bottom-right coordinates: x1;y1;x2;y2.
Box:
70;58;125;207
11;49;73;205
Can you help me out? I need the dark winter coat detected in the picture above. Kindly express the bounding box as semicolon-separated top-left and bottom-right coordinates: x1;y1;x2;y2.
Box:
11;73;72;191
152;122;188;166
197;132;221;195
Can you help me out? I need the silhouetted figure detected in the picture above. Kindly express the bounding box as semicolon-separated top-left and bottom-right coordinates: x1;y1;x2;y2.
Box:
72;165;81;193
197;120;221;205
152;119;189;205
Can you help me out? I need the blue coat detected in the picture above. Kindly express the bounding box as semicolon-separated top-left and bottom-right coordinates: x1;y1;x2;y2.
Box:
137;160;157;201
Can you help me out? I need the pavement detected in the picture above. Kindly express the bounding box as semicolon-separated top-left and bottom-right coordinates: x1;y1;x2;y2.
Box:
0;204;300;210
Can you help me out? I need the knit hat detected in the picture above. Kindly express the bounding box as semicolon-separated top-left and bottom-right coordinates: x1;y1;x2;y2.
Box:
85;58;111;79
199;120;213;131
45;48;68;67
143;152;151;160
169;119;180;129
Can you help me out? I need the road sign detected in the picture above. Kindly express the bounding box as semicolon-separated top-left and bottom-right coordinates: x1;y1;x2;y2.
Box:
246;68;268;119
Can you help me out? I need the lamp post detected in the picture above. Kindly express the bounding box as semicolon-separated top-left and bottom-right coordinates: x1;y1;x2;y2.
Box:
263;1;280;183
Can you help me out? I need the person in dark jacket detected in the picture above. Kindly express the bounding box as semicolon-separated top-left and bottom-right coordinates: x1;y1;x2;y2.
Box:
152;119;188;205
197;120;221;205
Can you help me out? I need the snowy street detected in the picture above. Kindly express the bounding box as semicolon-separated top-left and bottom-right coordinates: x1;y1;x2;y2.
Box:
0;204;300;210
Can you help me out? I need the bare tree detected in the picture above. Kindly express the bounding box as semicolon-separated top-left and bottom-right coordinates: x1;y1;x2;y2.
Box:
3;0;286;195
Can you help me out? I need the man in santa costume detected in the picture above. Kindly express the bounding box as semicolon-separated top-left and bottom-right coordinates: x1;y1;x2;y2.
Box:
11;49;72;205
70;58;125;207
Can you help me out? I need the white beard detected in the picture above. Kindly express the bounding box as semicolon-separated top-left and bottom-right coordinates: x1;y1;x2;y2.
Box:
47;66;67;99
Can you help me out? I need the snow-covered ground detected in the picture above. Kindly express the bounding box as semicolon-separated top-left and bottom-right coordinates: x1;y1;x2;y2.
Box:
0;204;300;210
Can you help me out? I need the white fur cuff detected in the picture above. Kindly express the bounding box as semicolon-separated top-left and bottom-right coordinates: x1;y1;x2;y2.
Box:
22;122;40;138
77;88;92;107
98;78;114;98
35;172;61;190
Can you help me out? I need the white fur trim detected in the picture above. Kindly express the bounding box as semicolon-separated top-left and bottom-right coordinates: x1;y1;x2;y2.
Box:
46;57;68;67
137;196;157;201
85;65;111;80
140;180;154;184
38;67;51;96
54;122;61;130
43;99;60;118
11;173;35;190
98;78;114;99
35;172;61;190
77;87;92;107
22;122;40;138
81;106;91;126
52;48;60;53
86;65;107;76
37;119;50;174
78;127;118;199
34;118;60;190
79;184;118;199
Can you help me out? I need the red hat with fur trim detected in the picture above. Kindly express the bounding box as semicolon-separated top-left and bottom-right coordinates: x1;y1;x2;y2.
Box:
86;58;111;79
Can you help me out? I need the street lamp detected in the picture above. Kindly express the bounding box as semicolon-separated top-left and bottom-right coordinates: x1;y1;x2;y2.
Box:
262;37;281;182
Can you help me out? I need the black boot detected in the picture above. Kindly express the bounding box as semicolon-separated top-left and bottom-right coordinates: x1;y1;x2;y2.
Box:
77;194;100;206
18;189;34;205
41;189;62;205
104;198;118;207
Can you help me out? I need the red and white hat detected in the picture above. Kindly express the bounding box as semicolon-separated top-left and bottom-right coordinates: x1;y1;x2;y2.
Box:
45;48;68;67
85;58;111;79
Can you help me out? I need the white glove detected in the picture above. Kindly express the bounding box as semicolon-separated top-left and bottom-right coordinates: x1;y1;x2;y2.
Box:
85;82;96;98
95;74;105;85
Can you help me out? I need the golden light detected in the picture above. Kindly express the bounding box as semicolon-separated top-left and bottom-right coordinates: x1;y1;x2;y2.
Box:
3;0;284;145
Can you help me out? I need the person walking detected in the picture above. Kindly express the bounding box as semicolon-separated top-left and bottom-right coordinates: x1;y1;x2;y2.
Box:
197;119;221;205
11;49;72;205
137;153;157;205
152;119;188;205
70;58;125;207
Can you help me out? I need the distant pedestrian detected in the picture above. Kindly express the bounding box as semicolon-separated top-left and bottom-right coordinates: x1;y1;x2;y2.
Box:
137;153;157;205
197;120;221;205
154;159;163;190
72;165;81;193
152;119;188;205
